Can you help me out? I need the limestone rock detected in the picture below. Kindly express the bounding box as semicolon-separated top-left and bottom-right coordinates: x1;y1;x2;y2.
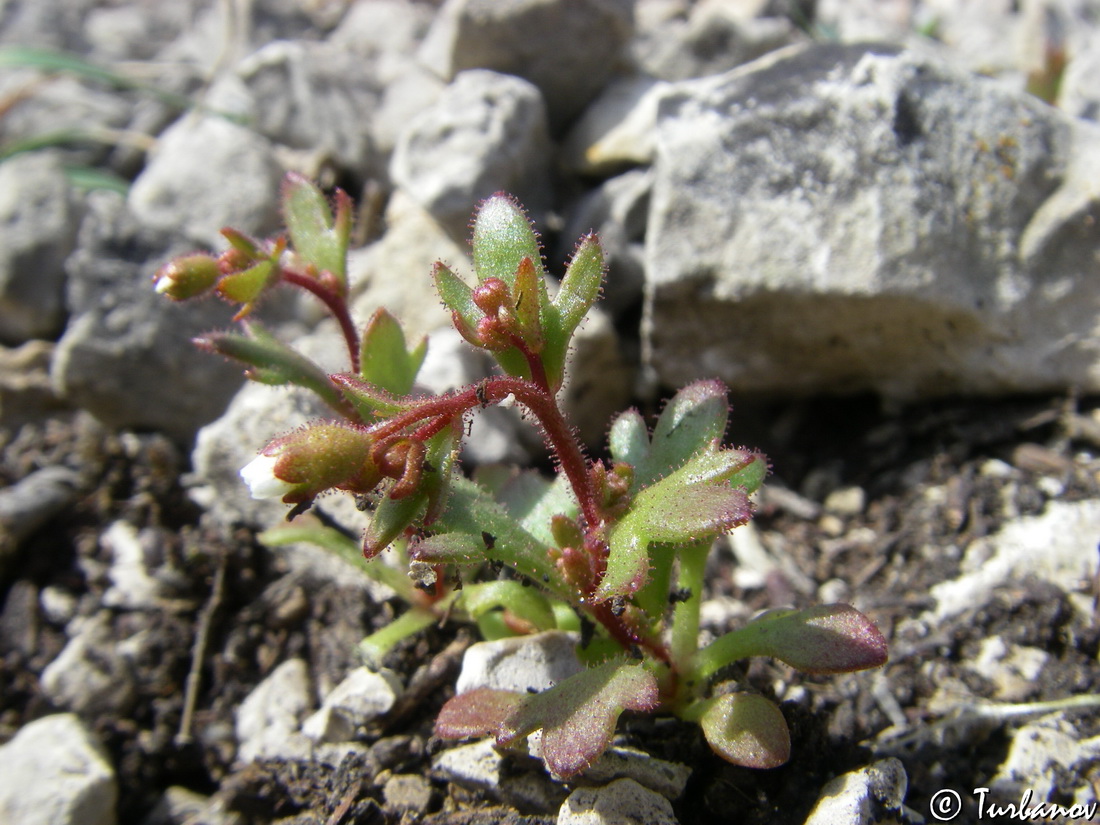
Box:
644;43;1100;399
0;714;117;825
391;69;553;240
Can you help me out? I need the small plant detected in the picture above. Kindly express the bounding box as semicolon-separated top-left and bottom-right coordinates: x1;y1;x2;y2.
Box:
156;173;887;777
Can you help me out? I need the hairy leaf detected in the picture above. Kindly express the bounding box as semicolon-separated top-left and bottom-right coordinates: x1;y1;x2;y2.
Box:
699;693;790;769
597;449;761;600
634;380;731;489
555;233;605;341
196;322;344;412
359;308;427;397
695;604;889;680
282;172;349;286
435;660;659;778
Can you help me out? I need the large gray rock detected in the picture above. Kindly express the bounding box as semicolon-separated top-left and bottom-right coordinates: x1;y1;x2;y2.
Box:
206;39;380;179
418;0;634;129
644;43;1100;400
390;69;553;240
0;152;79;344
128;113;282;247
51;191;244;442
0;714;117;825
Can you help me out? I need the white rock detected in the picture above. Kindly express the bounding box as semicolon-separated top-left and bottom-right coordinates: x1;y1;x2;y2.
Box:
968;636;1049;701
0;151;77;343
0;714;117;825
391;69;553;240
101;521;163;610
580;746;691;800
40;613;137;716
140;785;243;825
557;777;679;825
52;191;244;441
926;499;1100;622
990;714;1100;800
455;630;584;695
644;43;1100;400
562;75;668;175
418;0;634;128
302;667;403;743
235;658;312;764
129;114;282;247
802;757;908;825
432;739;567;813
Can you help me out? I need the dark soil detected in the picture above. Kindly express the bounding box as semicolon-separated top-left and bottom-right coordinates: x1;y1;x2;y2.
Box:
1;390;1099;825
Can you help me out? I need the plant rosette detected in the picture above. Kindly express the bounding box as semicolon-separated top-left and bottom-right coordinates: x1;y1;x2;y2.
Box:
157;173;888;779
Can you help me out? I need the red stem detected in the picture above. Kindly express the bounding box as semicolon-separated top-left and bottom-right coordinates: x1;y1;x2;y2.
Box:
282;268;360;373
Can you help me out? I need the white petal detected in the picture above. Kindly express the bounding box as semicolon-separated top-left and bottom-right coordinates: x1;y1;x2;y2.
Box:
239;454;294;500
154;275;173;294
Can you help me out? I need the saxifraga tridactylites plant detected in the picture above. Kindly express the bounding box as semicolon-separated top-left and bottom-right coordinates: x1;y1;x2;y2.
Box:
156;173;888;777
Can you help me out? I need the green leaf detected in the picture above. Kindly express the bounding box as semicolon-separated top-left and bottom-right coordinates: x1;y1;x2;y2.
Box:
330;372;407;423
196;322;345;412
502;660;659;777
216;259;275;310
363;488;427;559
634;380;731;489
434;660;659;778
608;409;649;467
698;693;790;769
597;449;760;600
433;262;483;347
512;256;544;352
472;194;547;292
555;233;605;340
474;467;579;548
282;172;348;287
458;580;557;633
694;604;889;681
434;475;569;601
359;307;427;397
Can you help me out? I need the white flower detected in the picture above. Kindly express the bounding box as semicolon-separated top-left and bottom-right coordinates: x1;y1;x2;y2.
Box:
153;274;173;294
239;454;295;500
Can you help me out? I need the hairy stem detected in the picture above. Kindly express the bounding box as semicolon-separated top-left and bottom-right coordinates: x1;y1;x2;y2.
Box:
369;376;600;527
282;267;360;373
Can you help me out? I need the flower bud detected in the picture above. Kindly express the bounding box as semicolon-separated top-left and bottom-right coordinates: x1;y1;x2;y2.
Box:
240;423;380;504
153;254;221;300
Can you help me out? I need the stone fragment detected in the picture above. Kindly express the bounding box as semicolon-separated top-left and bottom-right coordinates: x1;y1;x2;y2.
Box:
235;658;312;764
302;667;403;743
557;777;679;825
382;773;432;817
644;43;1100;400
579;746;691;800
391;69;553;240
636;0;800;81
418;0;634;128
139;785;243;825
432;739;567;814
989;714;1100;801
129;114;282;247
52;191;244;441
206;39;380;178
0;713;117;825
926;499;1100;621
455;630;584;695
0;151;79;344
40;612;138;716
561;76;667;175
802;757;908;825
